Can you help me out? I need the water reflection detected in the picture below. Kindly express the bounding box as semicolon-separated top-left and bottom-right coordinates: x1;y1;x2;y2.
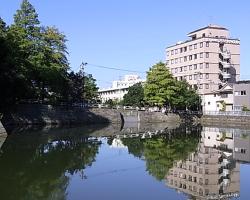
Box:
0;130;101;200
166;127;241;200
0;124;250;199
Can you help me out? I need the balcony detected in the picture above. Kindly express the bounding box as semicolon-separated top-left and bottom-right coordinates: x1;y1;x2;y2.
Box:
223;169;230;177
221;51;231;59
220;61;231;69
221;73;231;79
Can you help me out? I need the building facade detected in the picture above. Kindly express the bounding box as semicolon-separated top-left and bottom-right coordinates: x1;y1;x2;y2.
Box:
166;24;240;95
166;25;240;111
233;81;250;111
98;75;145;103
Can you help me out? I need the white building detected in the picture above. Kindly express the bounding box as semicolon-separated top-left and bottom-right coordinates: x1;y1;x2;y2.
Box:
98;75;145;103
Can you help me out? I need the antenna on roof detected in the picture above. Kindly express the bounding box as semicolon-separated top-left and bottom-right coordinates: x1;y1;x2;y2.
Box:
208;16;214;26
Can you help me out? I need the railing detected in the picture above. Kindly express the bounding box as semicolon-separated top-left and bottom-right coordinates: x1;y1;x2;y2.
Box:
204;111;250;116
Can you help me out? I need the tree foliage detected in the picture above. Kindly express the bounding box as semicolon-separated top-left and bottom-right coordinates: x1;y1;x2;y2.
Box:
144;62;176;107
144;62;200;110
123;82;144;107
0;0;98;112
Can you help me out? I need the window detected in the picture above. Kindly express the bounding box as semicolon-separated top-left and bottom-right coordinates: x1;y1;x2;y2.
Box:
184;46;187;52
189;65;192;70
205;169;209;174
200;42;203;48
200;53;203;58
206;42;209;47
189;75;192;80
199;84;203;89
179;67;183;72
167;51;169;56
241;149;246;153
200;63;203;69
205;84;209;89
206;74;209;79
200;73;203;79
175;68;178;73
194;64;197;70
175;58;178;64
241;90;246;95
206;63;209;68
189;55;192;60
202;33;206;37
205;179;209;185
184;56;187;62
194;54;197;59
189;45;193;50
208;101;210;105
184;66;187;71
180;48;183;53
171;59;174;64
179;57;182;63
206;52;209;58
184;76;187;80
175;49;178;54
194;74;197;80
171;50;174;55
194;44;197;49
166;60;169;65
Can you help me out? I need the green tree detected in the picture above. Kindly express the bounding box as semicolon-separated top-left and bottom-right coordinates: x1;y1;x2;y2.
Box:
123;83;144;107
172;80;200;110
8;0;42;99
35;26;69;102
84;74;99;103
144;62;200;110
144;62;176;107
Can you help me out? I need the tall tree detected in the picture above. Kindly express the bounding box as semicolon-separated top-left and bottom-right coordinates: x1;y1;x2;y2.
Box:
84;74;99;103
144;62;176;107
8;0;42;99
123;82;144;107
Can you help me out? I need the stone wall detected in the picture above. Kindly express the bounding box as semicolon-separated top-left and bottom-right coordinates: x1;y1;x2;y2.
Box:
0;121;7;135
120;110;181;123
200;115;250;128
1;104;121;126
1;105;182;128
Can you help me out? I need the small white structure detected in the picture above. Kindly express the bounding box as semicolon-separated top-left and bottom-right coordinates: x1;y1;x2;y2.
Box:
98;75;145;103
202;83;233;112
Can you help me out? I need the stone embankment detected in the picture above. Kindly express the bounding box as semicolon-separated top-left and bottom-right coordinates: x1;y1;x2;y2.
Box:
200;114;250;128
1;105;182;127
1;104;121;126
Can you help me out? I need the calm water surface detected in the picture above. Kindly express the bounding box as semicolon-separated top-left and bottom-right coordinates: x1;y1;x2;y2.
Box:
0;123;250;200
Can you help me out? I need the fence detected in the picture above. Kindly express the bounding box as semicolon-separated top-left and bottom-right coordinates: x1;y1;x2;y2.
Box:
204;111;250;116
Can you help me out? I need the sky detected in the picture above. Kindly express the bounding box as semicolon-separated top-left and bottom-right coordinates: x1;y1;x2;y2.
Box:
0;0;250;88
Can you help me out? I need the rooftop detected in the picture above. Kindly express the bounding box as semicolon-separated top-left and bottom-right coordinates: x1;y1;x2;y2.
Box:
187;24;228;35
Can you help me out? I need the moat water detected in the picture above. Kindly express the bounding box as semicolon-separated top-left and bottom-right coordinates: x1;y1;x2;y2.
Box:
0;123;250;200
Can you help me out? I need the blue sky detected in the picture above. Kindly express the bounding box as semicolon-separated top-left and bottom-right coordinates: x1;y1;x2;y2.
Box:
0;0;249;88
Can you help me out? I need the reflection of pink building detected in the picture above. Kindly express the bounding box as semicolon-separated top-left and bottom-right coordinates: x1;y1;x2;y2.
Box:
165;127;240;199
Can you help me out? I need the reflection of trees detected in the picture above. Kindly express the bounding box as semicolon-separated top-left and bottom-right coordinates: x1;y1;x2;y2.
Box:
0;132;101;200
122;127;200;181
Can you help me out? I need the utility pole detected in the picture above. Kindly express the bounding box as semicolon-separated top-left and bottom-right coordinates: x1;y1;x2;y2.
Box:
80;62;88;107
